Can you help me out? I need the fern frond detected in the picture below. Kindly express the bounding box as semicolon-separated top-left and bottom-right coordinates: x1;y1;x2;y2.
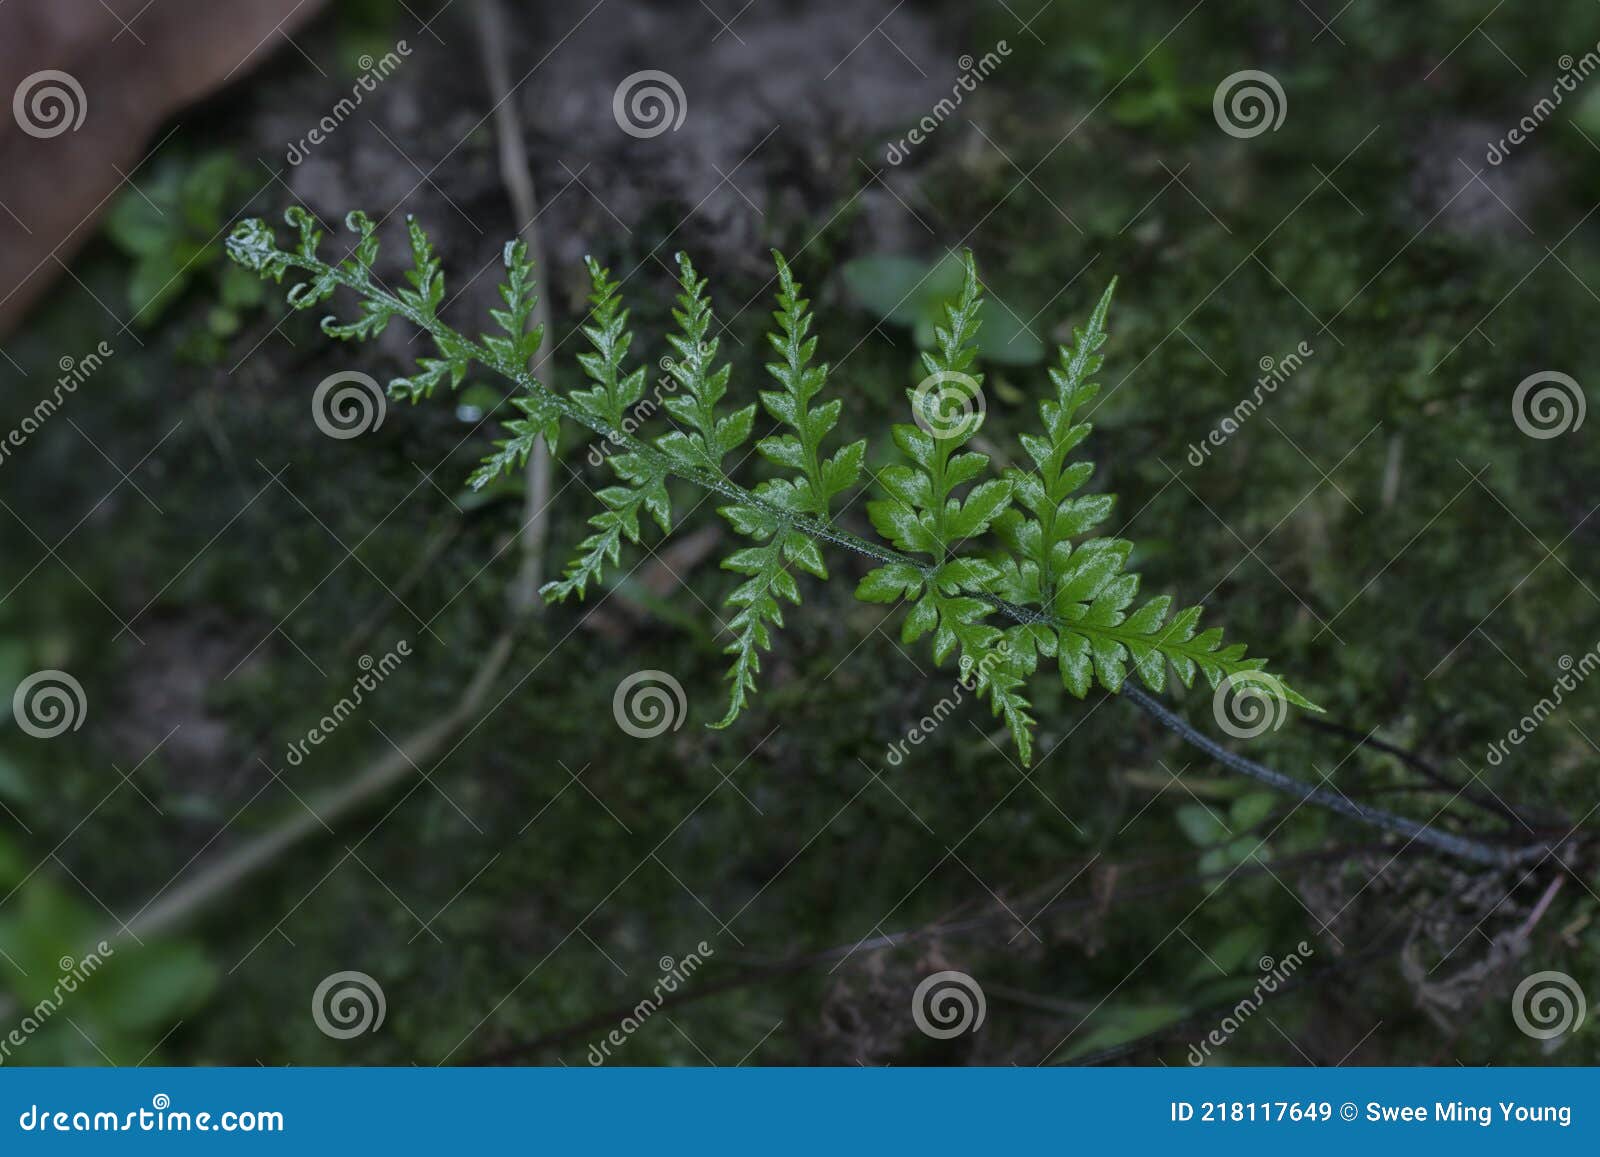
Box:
659;253;754;472
568;257;647;428
711;252;866;727
991;280;1318;713
397;216;445;320
225;209;1320;771
482;239;544;370
755;252;867;519
855;252;1035;761
541;259;671;602
541;451;674;602
319;211;396;343
466;240;557;490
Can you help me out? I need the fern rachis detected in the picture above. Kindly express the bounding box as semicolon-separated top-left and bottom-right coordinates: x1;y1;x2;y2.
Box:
226;209;1318;769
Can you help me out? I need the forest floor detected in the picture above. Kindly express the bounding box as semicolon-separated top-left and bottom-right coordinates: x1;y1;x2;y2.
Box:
1;0;1597;1066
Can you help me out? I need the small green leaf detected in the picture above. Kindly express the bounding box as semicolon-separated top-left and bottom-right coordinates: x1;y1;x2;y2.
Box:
1230;791;1277;830
1175;803;1229;847
857;563;925;603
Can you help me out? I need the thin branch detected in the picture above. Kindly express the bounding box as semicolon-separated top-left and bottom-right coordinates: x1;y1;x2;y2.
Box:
474;0;553;615
48;11;568;959
1121;685;1539;867
231;232;1552;871
1301;715;1559;830
126;634;515;942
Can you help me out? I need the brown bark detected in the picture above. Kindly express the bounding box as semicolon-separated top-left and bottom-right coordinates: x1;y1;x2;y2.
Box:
0;0;329;337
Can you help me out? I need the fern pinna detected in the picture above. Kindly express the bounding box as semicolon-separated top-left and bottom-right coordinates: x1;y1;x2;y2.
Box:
226;209;1318;766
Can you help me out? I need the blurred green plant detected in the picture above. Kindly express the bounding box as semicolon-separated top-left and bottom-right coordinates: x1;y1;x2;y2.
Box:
102;152;265;356
0;833;215;1065
839;253;1046;365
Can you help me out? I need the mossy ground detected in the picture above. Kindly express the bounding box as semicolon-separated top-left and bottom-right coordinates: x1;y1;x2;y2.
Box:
1;0;1597;1065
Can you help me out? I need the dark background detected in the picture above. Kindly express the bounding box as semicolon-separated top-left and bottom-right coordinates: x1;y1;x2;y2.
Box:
0;0;1596;1065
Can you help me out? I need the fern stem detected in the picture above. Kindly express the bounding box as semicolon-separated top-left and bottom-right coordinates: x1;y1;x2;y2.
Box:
252;244;1543;869
1118;685;1542;867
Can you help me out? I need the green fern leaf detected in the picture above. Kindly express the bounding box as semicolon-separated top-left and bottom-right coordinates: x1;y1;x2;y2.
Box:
711;252;864;727
856;251;1035;762
541;260;673;602
658;253;754;471
319;212;397;342
569;258;647;428
463;240;556;488
225;210;1321;772
480;239;543;371
396;216;445;319
992;278;1319;716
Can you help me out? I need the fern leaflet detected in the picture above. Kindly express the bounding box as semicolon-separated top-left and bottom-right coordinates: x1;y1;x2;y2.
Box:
225;209;1320;767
